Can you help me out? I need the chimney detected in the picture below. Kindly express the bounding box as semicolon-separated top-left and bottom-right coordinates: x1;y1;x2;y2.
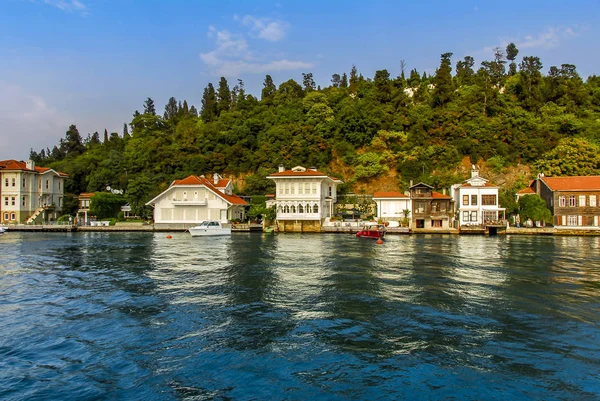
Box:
213;173;221;185
409;180;413;187
26;159;35;170
442;188;446;195
279;164;285;173
471;164;479;178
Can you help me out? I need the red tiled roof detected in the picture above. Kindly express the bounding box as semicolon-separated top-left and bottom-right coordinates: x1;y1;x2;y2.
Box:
516;187;535;195
541;176;600;191
432;191;452;199
214;179;230;187
171;175;247;205
373;191;408;198
0;159;68;177
79;192;96;198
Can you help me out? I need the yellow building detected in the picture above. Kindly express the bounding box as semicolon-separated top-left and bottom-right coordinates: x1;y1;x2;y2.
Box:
0;159;68;224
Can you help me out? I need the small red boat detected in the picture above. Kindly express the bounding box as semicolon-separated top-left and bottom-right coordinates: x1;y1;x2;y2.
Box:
356;223;386;239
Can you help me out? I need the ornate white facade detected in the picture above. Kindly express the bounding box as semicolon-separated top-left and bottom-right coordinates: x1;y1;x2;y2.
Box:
451;166;505;227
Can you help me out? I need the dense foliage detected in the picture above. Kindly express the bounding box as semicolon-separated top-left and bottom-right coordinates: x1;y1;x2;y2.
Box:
30;44;600;216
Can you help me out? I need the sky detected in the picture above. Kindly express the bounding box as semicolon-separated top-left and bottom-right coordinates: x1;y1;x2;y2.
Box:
1;0;598;161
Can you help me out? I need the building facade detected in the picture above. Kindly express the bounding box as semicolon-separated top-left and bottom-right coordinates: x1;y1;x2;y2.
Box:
373;191;411;224
409;183;453;229
451;166;505;228
0;159;67;224
146;174;247;228
535;175;600;228
266;165;343;232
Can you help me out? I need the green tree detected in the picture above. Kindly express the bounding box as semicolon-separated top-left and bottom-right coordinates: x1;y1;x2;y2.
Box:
331;73;341;88
217;77;231;115
432;52;454;107
201;83;218;122
518;194;552;226
535;138;600;176
340;72;348;88
89;192;126;219
506;42;519;75
164;96;179;120
143;97;156;115
302;72;316;92
261;75;276;102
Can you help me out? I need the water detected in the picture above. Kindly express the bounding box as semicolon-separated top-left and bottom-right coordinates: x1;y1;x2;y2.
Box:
1;232;599;400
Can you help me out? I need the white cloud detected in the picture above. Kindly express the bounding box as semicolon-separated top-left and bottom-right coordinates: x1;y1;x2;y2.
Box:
0;81;73;160
470;26;584;60
241;15;289;42
38;0;88;15
199;24;312;76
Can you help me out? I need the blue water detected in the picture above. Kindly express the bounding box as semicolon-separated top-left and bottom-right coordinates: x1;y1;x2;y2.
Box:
0;232;599;400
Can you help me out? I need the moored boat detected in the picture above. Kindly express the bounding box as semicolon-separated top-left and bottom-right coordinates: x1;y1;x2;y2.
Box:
356;222;385;239
188;220;231;236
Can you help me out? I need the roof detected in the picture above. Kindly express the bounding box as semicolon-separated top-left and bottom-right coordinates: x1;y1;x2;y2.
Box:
373;191;408;199
0;159;68;177
79;192;96;198
457;182;497;188
267;167;342;183
214;179;231;188
409;182;434;189
516;187;535;195
541;176;600;191
432;191;452;199
147;175;247;206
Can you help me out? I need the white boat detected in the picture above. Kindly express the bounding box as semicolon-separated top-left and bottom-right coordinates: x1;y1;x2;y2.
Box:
0;226;7;234
188;220;231;237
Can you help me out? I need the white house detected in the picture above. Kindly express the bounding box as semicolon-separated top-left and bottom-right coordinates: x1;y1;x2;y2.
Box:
451;166;505;227
146;174;247;229
0;159;67;224
373;191;411;224
266;165;343;232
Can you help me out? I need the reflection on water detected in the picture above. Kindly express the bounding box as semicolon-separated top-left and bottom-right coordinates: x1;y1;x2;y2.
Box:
1;232;599;400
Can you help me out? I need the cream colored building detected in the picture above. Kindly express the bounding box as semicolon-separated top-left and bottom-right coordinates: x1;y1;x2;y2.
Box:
373;191;412;224
146;174;247;229
266;165;343;232
451;166;505;227
0;159;67;224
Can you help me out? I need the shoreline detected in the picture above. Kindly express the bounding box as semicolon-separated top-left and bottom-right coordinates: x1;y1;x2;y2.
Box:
4;224;600;236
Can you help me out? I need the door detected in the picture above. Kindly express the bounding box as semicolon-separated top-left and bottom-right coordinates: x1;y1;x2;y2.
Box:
220;209;227;222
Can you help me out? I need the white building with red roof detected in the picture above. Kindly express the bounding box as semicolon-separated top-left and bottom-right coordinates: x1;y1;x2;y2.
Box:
533;174;600;228
451;166;505;228
0;159;67;224
266;165;343;232
145;173;247;228
373;191;411;224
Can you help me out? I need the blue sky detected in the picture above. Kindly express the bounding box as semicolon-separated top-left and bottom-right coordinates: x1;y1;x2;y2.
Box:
1;0;598;160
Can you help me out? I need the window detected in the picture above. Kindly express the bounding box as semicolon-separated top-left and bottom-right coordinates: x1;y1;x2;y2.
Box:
312;183;317;195
471;195;478;205
579;195;586;207
463;211;469;222
12;178;15;187
568;196;576;207
23;178;26;188
482;195;496;206
313;204;319;213
58;181;61;190
39;179;41;189
590;195;597;207
46;180;49;189
284;205;289;213
299;184;303;195
22;196;26;207
462;195;469;206
11;213;16;220
11;197;15;206
470;211;478;222
567;215;577;226
298;204;304;213
4;197;7;206
278;184;283;195
559;196;566;207
305;183;310;194
4;178;7;187
291;184;295;195
291;205;296;213
328;186;332;197
285;183;289;194
3;213;8;220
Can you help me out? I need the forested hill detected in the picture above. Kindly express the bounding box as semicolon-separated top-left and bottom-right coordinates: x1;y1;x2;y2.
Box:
30;45;600;217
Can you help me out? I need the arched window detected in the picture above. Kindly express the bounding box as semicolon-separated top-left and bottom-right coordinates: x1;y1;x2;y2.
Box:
313;204;319;213
298;204;304;213
278;206;283;214
291;205;296;213
284;205;289;213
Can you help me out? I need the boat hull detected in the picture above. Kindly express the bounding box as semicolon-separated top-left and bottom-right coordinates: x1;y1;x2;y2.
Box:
189;227;231;237
356;230;385;239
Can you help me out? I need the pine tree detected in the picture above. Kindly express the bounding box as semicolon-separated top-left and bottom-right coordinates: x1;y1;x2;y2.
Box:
261;75;276;101
201;83;218;122
349;65;358;93
302;72;316;91
455;56;475;86
506;43;519;76
163;97;179;120
374;69;391;103
182;100;190;115
143;97;156;115
217;77;231;115
340;73;348;88
122;123;129;138
432;52;454;107
331;74;341;88
103;128;109;144
189;105;198;117
90;131;101;146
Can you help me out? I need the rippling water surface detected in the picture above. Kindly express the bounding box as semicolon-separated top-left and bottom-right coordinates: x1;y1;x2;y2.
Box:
1;232;599;400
